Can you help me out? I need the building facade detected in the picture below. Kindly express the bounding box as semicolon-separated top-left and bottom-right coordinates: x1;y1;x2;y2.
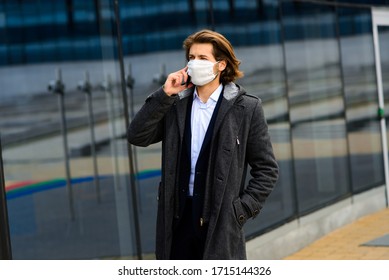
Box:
1;0;389;259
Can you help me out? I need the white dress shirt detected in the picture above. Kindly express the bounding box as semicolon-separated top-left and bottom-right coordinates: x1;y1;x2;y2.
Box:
188;84;223;196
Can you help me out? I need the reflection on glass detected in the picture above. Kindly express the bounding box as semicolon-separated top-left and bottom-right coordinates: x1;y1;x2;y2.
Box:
1;1;136;259
379;26;389;187
340;8;384;192
283;2;350;213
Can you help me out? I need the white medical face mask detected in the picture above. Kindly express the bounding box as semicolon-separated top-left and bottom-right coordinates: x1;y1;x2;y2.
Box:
187;59;219;86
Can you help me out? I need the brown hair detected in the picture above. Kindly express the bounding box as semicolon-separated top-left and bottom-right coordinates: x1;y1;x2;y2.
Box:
183;29;244;84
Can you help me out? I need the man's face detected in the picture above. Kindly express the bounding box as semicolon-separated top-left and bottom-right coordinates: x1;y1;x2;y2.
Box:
188;43;226;75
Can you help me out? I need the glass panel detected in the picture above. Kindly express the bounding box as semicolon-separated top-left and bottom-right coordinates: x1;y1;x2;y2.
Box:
0;1;6;66
339;8;384;192
379;26;389;179
282;2;350;213
1;0;137;259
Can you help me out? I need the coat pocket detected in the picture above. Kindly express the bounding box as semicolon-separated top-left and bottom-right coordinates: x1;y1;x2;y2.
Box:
232;197;247;228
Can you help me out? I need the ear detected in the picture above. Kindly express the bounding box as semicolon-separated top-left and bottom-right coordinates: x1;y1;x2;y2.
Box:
218;60;227;72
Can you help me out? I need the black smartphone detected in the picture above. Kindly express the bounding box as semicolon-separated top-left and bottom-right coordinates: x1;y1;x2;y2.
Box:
185;75;191;86
180;74;191;86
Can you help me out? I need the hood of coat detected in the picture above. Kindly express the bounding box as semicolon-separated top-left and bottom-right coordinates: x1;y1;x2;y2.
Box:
178;82;246;101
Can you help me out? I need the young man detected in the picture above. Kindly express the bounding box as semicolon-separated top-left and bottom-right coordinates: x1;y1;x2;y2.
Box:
128;29;278;259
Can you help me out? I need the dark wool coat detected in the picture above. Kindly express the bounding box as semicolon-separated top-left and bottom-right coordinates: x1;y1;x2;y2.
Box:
128;82;279;259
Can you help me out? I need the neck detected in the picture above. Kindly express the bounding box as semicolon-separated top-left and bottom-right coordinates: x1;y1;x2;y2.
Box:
196;78;221;103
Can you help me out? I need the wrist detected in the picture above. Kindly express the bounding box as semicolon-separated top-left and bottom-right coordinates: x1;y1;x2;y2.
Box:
162;85;176;96
161;86;177;98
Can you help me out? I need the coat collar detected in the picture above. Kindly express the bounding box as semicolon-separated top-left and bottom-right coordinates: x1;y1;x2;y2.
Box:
178;82;242;101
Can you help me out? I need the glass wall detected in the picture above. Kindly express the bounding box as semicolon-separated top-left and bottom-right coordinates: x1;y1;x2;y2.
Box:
380;25;389;185
282;1;350;213
0;1;103;65
0;0;138;259
1;0;389;259
339;7;385;192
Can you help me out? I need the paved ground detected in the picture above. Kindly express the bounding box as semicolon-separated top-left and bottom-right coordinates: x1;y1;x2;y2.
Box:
284;208;389;260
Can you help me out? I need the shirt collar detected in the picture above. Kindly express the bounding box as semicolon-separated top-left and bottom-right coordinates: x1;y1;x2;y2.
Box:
193;83;223;103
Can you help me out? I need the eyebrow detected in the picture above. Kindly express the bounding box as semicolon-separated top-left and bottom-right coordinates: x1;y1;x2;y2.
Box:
189;54;210;59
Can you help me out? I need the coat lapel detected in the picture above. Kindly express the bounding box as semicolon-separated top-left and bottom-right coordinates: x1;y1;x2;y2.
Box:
175;88;194;142
211;95;244;144
211;82;242;143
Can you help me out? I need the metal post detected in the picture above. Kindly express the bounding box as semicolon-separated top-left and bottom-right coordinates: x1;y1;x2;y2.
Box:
78;71;101;203
102;75;121;191
0;135;12;259
208;0;215;31
48;68;75;221
114;0;143;260
126;64;141;211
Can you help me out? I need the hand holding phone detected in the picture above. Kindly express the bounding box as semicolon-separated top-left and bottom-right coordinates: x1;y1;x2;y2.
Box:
163;67;193;96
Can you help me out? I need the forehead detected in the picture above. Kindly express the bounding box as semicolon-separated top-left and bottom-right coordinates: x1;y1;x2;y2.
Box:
189;43;214;57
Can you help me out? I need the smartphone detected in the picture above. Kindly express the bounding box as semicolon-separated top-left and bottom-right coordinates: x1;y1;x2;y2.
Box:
185;75;191;86
180;73;191;86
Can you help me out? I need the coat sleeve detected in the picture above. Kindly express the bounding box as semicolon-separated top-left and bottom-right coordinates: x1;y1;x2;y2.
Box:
240;98;279;219
127;87;177;147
